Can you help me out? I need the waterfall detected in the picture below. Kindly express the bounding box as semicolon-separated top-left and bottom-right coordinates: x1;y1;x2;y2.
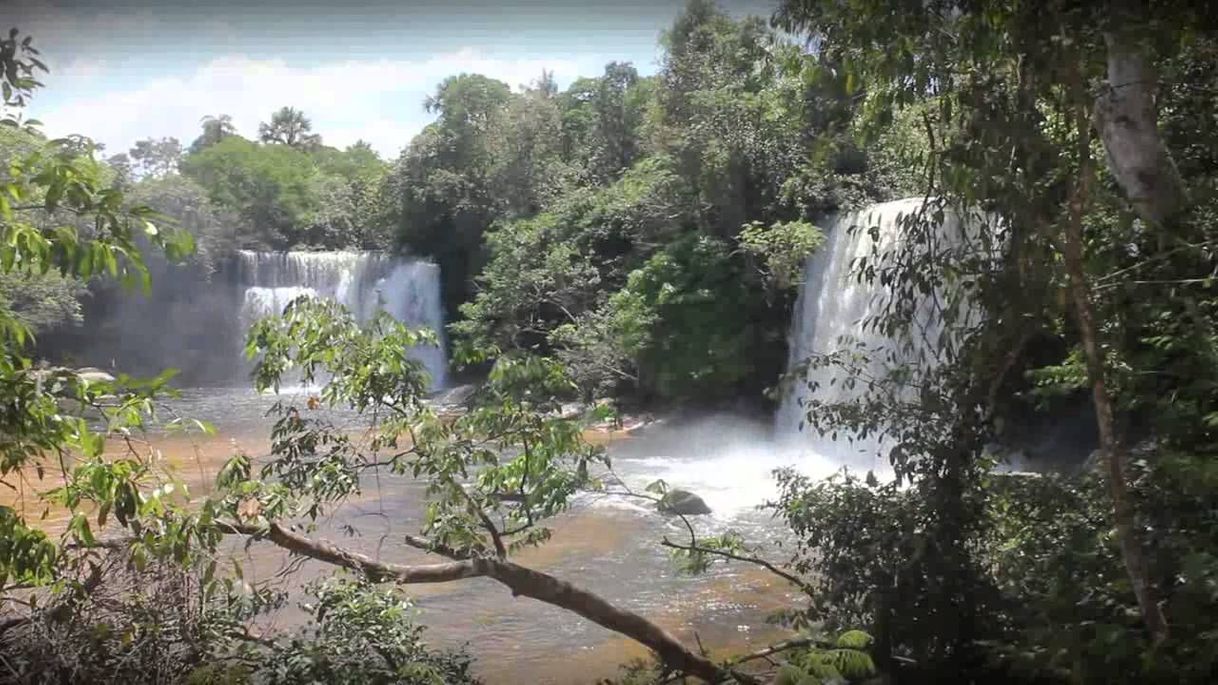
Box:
776;198;970;469
237;251;448;389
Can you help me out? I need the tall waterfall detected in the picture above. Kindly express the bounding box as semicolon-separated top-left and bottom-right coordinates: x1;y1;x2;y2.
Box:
237;251;448;389
777;198;968;469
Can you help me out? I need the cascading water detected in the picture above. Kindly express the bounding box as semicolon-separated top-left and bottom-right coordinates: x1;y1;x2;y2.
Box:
777;198;969;471
603;199;976;513
236;251;448;389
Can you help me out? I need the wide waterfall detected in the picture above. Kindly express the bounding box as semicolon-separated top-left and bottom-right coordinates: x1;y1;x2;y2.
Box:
236;251;448;389
39;249;448;389
777;198;969;470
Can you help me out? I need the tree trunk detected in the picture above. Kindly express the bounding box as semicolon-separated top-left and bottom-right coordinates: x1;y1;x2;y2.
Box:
1093;0;1186;226
1063;69;1169;642
247;523;730;683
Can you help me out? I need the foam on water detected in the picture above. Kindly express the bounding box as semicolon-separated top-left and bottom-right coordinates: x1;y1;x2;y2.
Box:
602;415;861;522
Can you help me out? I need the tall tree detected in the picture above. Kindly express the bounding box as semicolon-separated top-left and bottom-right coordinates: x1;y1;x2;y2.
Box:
775;0;1208;644
189;113;236;154
386;74;514;317
557;63;650;184
1093;0;1187;225
104;152;132;186
258;106;321;149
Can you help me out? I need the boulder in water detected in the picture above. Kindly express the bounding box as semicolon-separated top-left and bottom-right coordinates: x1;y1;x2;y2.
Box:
657;489;711;516
76;367;116;384
624;415;660;435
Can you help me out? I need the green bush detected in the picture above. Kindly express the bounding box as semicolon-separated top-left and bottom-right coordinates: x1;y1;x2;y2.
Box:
770;454;1218;684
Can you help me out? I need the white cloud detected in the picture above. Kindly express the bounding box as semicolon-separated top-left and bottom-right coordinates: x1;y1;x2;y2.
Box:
27;49;604;158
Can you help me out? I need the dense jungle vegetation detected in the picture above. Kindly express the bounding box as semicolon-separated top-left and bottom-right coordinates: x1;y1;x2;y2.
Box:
2;0;1218;683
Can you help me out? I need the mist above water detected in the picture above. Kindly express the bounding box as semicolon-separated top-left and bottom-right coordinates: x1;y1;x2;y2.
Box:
604;414;856;521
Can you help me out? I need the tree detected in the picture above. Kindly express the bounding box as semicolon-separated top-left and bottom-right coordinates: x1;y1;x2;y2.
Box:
558;63;650;184
128;136;182;179
182;126;390;250
385;74;515;317
0;270;83;333
125;172;239;270
574;234;756;401
258;106;321;150
453;156;693;358
491;74;565;215
181;136;321;248
189;113;236;154
775;0;1213;654
0;25;197;625
104;152;133;187
1093;0;1187;225
226;299;729;682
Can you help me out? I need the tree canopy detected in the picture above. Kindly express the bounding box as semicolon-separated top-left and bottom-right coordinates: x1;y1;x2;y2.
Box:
258;105;322;149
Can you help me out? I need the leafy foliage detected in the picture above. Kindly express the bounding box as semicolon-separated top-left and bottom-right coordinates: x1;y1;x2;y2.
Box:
0;25;210;639
236;296;605;556
738;219;824;290
250;578;477;684
587;235;755;400
771;466;999;677
3;554;476;685
773;631;877;685
179;131;388;249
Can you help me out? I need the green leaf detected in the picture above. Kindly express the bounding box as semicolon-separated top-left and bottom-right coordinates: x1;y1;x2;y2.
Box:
773;664;813;685
835;629;873;649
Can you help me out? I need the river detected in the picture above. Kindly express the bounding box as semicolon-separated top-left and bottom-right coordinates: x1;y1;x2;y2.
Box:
3;385;843;684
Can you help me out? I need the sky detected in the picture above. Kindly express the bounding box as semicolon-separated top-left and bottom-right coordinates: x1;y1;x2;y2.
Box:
7;0;778;159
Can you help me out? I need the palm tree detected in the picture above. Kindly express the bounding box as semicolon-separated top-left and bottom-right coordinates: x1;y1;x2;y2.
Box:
258;106;321;149
190;114;236;153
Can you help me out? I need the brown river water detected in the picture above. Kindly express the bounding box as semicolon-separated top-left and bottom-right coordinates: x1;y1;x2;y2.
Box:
5;387;848;684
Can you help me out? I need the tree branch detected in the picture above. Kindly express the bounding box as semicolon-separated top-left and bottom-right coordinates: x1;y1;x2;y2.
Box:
232;524;729;682
221;522;481;583
726;635;816;667
659;538;815;596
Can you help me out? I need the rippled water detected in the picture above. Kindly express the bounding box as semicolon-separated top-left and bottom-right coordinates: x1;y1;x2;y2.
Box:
148;390;825;683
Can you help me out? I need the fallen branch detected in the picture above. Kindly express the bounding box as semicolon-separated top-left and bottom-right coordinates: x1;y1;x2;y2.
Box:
230;522;729;683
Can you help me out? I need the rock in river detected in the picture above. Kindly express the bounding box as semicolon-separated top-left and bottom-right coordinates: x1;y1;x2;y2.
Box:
657;489;711;516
